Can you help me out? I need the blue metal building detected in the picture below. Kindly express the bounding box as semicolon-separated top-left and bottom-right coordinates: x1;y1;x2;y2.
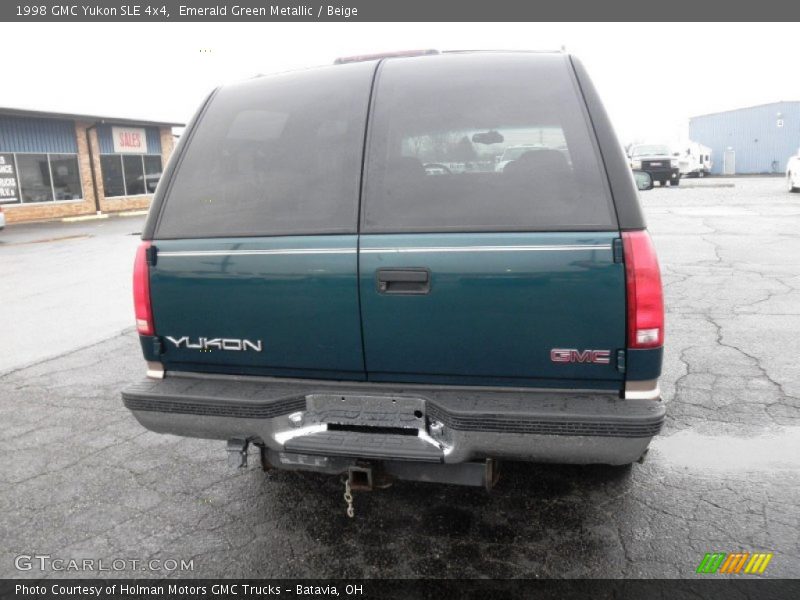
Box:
689;101;800;175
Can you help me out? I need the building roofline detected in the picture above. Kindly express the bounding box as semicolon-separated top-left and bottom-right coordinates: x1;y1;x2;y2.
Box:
0;106;184;128
690;100;800;121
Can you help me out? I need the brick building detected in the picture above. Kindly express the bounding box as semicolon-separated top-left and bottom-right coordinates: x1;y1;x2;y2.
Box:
0;107;182;224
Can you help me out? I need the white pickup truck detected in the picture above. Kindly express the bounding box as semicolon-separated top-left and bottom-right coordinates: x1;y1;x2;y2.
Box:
628;144;681;187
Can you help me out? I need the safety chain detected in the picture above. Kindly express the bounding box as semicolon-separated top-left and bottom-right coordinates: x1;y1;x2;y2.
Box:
343;478;355;518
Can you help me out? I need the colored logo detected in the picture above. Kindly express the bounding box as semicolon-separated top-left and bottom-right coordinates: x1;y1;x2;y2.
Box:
696;552;773;575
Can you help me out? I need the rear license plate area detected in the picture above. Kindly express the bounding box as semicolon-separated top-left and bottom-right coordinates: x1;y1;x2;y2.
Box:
305;394;425;430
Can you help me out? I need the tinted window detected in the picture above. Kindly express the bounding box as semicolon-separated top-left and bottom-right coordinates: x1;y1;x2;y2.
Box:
156;61;375;238
17;154;53;203
101;154;161;197
123;155;146;195
50;154;82;200
144;155;162;193
363;54;616;232
100;155;126;197
3;153;83;203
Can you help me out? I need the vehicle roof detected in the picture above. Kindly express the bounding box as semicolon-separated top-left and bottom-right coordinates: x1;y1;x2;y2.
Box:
247;50;569;83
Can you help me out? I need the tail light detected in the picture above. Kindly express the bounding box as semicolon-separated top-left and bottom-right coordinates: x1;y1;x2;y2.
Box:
623;230;664;348
133;241;154;335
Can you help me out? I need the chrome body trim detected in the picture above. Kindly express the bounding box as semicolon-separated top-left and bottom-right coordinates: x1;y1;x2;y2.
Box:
156;244;610;259
360;244;610;254
158;248;357;257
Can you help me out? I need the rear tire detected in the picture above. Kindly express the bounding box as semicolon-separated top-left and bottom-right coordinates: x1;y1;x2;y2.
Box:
671;178;680;186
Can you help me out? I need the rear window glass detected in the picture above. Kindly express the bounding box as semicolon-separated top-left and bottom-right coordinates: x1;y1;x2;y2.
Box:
363;54;616;232
155;61;374;238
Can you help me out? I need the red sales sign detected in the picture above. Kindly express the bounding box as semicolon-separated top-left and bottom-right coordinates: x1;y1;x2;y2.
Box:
112;126;147;154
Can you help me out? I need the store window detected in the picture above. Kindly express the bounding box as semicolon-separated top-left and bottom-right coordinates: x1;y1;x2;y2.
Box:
0;153;83;205
50;154;83;200
17;154;52;203
100;154;162;197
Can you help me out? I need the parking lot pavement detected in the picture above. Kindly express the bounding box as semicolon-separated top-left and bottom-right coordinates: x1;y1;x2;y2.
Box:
0;215;146;374
1;177;799;578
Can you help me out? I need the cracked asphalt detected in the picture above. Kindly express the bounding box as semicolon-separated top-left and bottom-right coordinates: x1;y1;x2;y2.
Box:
1;177;799;579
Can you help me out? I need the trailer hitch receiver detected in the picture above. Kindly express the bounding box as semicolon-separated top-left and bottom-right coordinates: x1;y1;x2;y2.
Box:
347;465;374;491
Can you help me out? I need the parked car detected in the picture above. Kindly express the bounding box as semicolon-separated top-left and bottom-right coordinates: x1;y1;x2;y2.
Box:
787;150;800;193
628;144;681;186
122;51;665;497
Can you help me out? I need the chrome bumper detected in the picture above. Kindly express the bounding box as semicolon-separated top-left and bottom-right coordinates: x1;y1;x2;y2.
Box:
122;373;664;467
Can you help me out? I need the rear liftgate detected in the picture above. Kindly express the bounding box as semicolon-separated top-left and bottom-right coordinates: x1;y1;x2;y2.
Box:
225;393;500;517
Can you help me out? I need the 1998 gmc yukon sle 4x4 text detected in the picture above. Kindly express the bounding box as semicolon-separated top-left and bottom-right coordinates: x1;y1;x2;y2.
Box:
122;51;665;495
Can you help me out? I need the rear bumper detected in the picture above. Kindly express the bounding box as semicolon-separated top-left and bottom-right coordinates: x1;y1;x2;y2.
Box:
122;373;665;466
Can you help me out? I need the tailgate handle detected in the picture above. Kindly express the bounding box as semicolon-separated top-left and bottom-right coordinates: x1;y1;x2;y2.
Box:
376;269;431;295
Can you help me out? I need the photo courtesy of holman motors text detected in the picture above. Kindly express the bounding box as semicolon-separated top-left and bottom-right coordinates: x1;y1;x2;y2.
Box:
14;584;353;596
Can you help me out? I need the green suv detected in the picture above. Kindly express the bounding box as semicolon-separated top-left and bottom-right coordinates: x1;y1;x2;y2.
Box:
122;51;665;490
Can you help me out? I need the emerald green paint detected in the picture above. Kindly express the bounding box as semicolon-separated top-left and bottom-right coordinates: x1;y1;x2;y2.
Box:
148;231;640;388
359;232;626;385
149;236;365;379
627;347;664;381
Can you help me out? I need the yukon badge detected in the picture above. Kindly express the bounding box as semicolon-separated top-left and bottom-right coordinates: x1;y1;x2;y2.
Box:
551;348;611;364
166;336;263;352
